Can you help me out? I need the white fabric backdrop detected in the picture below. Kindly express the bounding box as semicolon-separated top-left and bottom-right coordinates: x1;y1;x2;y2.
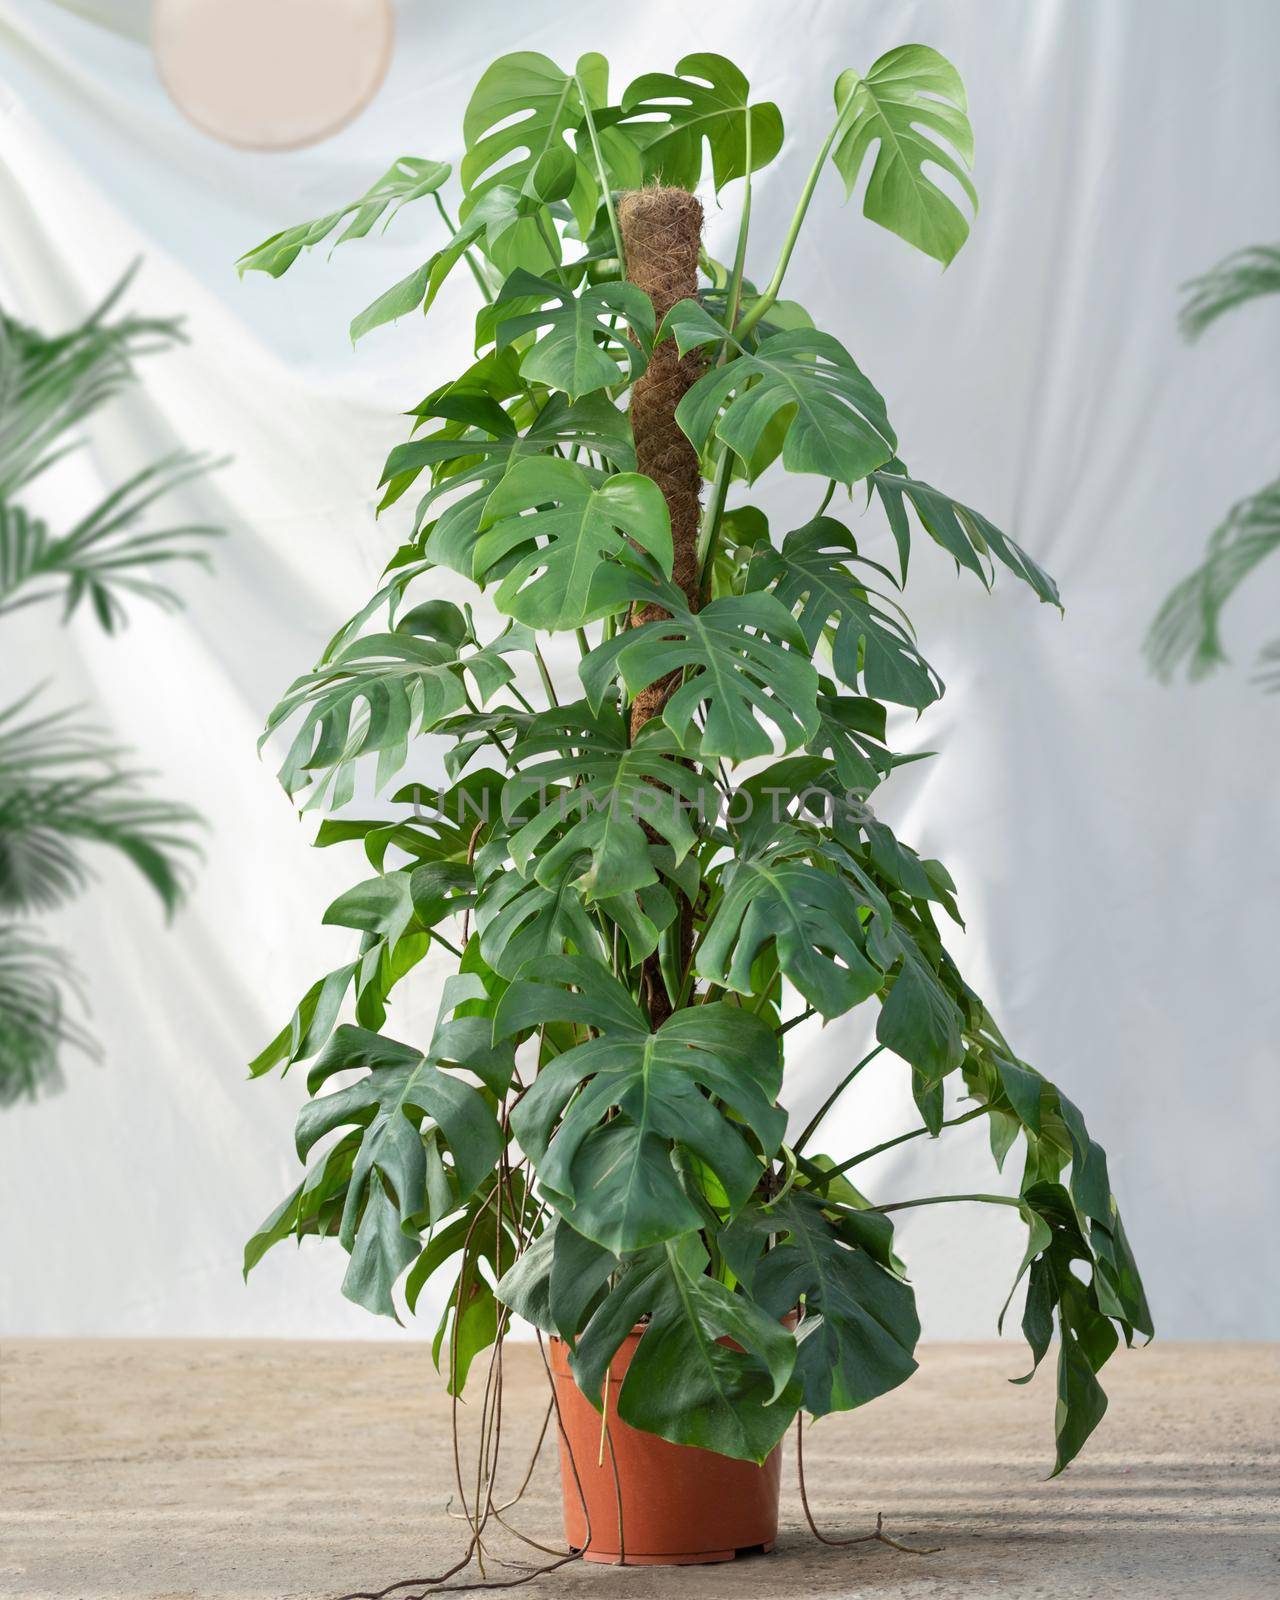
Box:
2;0;1277;1343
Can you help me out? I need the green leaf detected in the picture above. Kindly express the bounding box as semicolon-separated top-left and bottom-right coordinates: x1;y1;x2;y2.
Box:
505;701;712;901
748;516;943;709
494;1216;617;1340
237;157;451;278
496;955;783;1252
1179;243;1280;341
0;695;198;918
831;46;977;267
870;463;1060;605
876;938;965;1082
473;457;671;630
618;53;783;190
0;462;216;634
665;310;897;486
473;861;605;979
581;569;820;761
490;270;653;397
571;1235;800;1462
295;1024;502;1317
263;633;470;807
348;185;528;341
462;52;600;242
384;390;634;548
697;839;886;1019
731;1192;919;1415
1146;476;1280;684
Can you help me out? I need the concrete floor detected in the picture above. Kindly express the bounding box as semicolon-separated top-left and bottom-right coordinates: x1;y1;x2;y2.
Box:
1;1340;1277;1599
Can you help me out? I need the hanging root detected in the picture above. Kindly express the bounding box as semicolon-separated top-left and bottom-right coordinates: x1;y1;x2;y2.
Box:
795;1414;941;1557
331;1166;590;1600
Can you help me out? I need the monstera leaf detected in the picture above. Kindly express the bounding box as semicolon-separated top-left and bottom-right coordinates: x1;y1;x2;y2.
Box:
617;53;783;190
663;302;897;485
831;45;976;267
294;1025;502;1318
749;517;943;710
870;463;1059;605
570;1234;800;1462
728;1192;920;1415
462;52;603;242
581;568;820;760
504;702;713;900
264;635;467;807
697;833;888;1019
473;862;605;979
876;934;966;1084
349;185;532;342
237;156;452;278
381;389;634;537
496;956;784;1252
494;1215;617;1339
472;457;671;629
490;270;654;397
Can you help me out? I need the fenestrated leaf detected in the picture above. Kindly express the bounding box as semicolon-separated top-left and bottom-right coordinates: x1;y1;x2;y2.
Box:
490;270;653;397
729;1192;919;1415
295;1024;503;1317
494;1216;617;1340
348;186;531;342
243;1133;360;1278
663;305;897;486
237;157;451;278
462;52;601;244
496;955;783;1252
617;53;783;191
876;936;966;1083
571;1234;800;1462
342;1172;421;1321
831;46;977;267
473;860;605;979
473;457;671;630
870;462;1060;605
748;516;943;710
504;701;713;901
263;633;470;807
581;567;820;760
696;832;887;1019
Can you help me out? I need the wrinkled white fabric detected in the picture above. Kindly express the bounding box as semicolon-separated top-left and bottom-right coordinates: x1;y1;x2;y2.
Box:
1;0;1277;1344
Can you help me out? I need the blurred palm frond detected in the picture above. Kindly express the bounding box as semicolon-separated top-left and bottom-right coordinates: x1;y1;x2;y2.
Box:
0;691;201;917
1179;243;1280;342
0;927;97;1107
1145;477;1280;682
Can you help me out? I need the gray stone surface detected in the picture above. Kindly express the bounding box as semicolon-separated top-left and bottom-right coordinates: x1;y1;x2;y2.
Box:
2;1340;1277;1598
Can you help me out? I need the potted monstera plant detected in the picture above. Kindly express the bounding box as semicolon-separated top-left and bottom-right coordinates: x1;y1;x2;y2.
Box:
242;45;1151;1573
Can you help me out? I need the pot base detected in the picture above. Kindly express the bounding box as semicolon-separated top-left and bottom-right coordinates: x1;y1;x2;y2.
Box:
551;1334;784;1567
574;1540;775;1566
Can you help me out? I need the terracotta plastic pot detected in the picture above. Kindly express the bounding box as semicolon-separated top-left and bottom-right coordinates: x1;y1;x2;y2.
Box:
549;1329;783;1566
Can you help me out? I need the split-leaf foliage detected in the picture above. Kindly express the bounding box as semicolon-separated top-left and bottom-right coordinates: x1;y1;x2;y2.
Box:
243;45;1148;1476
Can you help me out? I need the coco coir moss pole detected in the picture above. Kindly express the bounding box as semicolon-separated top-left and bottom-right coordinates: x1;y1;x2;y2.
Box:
618;186;705;1025
618;186;705;737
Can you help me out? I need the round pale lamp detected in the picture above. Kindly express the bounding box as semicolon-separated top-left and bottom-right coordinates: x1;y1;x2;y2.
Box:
153;0;395;151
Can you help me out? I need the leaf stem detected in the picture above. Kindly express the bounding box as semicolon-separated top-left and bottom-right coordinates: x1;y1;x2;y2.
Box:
736;83;857;341
576;85;625;271
821;1103;993;1179
532;642;560;707
433;193;493;304
865;1191;1024;1216
792;1043;884;1154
